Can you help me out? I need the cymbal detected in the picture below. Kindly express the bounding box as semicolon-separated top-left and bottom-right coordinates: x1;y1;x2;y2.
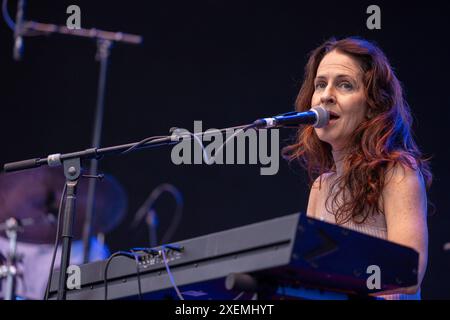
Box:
0;166;128;244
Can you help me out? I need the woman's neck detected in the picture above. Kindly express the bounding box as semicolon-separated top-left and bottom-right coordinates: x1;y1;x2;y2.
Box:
331;148;345;177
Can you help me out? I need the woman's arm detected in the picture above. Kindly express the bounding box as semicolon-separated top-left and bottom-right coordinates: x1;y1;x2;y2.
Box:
382;161;429;294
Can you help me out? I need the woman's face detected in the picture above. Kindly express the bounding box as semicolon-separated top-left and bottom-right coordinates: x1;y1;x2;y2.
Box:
311;50;368;151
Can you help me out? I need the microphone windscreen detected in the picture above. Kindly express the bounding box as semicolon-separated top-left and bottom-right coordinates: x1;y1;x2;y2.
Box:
312;106;329;128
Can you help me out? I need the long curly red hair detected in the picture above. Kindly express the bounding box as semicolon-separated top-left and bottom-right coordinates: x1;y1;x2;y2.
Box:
283;37;433;224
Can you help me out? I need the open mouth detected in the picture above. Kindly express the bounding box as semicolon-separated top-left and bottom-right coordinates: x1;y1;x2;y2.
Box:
329;111;340;121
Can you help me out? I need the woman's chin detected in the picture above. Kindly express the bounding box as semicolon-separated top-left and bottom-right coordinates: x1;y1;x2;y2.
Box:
316;135;343;151
315;132;335;145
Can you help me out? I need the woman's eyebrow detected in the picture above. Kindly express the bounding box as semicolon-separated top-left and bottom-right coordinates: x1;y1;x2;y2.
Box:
336;74;357;81
315;74;357;81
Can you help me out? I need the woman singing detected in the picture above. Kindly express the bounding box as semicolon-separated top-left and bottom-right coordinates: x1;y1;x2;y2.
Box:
284;37;432;300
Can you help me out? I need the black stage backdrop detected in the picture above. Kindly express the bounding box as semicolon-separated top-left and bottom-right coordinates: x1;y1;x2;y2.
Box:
1;0;449;299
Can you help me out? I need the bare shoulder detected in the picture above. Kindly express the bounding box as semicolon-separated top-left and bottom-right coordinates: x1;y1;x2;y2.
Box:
382;156;428;223
312;172;334;190
307;172;334;218
382;157;428;292
384;157;424;191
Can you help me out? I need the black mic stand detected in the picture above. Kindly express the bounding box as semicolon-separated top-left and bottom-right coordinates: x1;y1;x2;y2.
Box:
82;38;113;264
3;136;174;301
11;16;143;264
7;12;142;297
56;159;81;300
3;124;256;300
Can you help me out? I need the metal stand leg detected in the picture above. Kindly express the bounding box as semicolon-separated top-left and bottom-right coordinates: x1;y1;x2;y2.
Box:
2;218;19;300
56;158;81;300
82;39;113;264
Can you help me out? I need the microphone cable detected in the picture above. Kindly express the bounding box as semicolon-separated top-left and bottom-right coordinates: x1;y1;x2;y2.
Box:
43;183;67;300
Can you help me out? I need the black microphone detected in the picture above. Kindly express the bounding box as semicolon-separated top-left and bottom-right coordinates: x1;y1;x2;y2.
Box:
253;106;330;129
13;0;26;61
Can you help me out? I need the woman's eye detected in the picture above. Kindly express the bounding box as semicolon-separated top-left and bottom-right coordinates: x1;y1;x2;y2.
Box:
339;82;353;90
315;82;326;90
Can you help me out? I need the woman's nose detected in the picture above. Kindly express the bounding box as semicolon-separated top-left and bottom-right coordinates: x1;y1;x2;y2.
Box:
320;87;336;105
